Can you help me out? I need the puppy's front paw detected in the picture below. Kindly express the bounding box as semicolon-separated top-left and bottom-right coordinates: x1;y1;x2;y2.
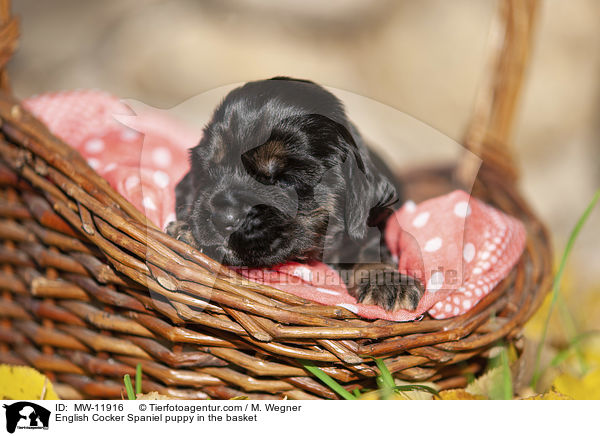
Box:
165;220;196;246
351;265;424;311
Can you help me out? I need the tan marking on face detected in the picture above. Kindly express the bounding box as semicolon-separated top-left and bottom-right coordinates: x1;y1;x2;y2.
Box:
211;140;226;164
253;140;287;176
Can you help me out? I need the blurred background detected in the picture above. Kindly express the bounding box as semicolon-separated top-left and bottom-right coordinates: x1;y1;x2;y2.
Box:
7;0;600;328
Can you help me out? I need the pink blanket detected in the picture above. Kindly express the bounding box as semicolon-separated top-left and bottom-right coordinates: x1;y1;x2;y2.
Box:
24;90;526;321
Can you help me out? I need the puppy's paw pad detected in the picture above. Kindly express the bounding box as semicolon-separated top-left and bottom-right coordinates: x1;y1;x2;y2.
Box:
391;279;424;311
356;270;424;311
166;220;196;246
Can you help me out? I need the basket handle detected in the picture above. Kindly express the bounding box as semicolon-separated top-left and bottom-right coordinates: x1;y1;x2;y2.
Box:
0;0;17;92
457;0;538;187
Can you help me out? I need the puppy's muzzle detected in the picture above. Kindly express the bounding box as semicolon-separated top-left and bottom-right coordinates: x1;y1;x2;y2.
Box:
210;190;251;233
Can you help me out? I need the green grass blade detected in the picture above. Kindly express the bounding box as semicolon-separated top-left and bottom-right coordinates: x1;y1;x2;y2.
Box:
123;374;136;400
531;188;600;389
499;346;513;400
556;293;588;375
299;359;356;400
135;363;143;395
549;330;600;368
374;358;395;389
487;343;513;400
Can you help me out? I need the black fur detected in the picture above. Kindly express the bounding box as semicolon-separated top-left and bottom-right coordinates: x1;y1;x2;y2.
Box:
168;77;423;311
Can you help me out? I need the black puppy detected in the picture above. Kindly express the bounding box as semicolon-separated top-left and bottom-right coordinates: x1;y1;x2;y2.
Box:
167;77;423;311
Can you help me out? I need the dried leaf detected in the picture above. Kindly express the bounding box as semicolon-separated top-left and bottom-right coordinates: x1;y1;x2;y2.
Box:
357;391;407;400
437;389;486;400
465;367;505;399
552;367;600;400
0;365;60;400
135;391;175;400
522;387;572;400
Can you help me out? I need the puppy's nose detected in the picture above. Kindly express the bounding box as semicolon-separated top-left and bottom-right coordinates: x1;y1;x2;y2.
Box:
210;191;250;233
212;208;245;232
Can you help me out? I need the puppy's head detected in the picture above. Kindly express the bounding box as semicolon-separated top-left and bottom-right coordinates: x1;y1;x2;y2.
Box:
175;78;396;267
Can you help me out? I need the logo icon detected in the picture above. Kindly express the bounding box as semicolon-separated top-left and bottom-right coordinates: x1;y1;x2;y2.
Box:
3;402;50;434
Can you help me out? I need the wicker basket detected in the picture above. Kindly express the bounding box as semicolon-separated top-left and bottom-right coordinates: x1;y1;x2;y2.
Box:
0;0;551;400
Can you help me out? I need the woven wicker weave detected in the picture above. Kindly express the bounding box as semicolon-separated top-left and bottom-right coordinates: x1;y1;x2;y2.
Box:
0;0;551;400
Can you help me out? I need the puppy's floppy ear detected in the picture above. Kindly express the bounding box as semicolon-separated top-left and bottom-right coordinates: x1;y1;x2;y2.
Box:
343;155;397;241
297;113;398;242
330;123;397;241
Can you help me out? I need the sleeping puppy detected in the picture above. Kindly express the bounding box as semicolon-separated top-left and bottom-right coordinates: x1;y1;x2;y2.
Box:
167;77;424;311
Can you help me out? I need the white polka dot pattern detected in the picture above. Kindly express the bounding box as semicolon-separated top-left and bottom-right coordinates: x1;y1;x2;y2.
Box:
404;200;417;213
120;129;140;141
291;266;313;282
463;242;475;262
385;190;526;320
23;90;199;229
152;170;170;188
412;212;430;228
84;138;105;154
86;158;100;169
142;196;157;211
152;147;172;167
427;271;445;292
424;237;442;252
453;201;471;217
